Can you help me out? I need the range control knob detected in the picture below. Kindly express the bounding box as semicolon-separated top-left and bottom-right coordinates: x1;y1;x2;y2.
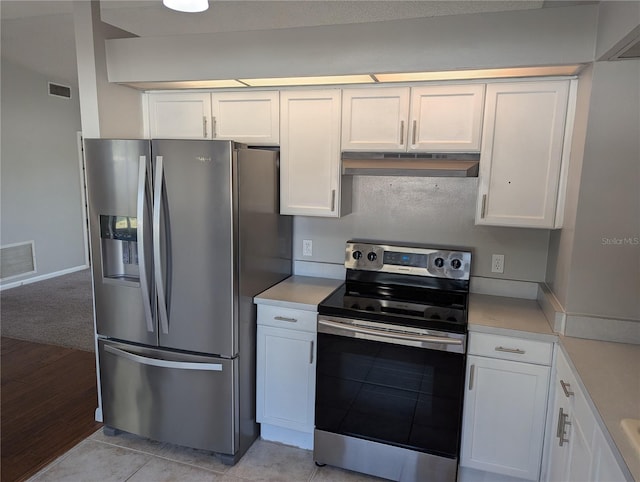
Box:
434;257;445;268
367;251;377;262
451;259;462;270
352;250;363;260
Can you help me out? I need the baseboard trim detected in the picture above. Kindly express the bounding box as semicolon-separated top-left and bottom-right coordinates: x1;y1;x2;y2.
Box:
0;264;89;291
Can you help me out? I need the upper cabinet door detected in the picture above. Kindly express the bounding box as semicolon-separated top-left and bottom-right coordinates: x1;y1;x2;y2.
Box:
211;91;280;145
476;80;571;228
280;90;349;217
341;87;410;151
408;84;485;152
147;93;212;139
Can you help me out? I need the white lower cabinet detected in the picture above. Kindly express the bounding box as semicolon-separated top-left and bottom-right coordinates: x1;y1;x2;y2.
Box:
255;305;316;449
545;348;628;482
460;332;552;481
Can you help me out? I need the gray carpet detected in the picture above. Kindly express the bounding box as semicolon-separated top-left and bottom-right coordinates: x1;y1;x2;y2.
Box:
1;269;95;351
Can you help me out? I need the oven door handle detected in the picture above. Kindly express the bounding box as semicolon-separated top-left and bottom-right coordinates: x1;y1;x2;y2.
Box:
318;319;463;345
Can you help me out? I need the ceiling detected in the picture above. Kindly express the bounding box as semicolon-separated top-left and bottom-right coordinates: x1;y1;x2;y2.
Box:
1;0;588;85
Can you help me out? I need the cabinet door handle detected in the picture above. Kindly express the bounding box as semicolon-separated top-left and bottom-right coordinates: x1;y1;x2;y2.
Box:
481;194;487;218
203;116;207;138
412;120;417;145
399;120;405;145
558;407;571;447
212;116;217;138
309;341;314;364
331;189;336;212
560;379;574;398
468;364;475;390
495;346;526;355
274;316;297;323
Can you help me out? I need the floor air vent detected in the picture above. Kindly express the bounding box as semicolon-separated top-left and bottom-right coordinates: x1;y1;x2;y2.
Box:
48;82;72;99
1;242;36;280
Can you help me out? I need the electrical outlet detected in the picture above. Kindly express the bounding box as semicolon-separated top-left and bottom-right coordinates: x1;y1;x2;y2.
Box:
491;254;505;273
303;239;313;257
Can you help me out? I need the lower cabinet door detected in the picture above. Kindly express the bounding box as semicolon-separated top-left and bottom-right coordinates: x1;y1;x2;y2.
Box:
460;355;550;480
256;325;316;432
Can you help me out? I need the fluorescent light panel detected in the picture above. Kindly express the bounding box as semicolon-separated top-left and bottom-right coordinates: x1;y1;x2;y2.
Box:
375;65;583;82
128;79;246;90
126;65;584;91
240;74;376;87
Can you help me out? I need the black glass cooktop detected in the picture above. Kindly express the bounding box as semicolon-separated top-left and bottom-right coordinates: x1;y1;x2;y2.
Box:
318;281;468;334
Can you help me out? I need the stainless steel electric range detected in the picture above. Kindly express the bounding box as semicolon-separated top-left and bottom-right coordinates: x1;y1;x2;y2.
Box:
314;240;472;482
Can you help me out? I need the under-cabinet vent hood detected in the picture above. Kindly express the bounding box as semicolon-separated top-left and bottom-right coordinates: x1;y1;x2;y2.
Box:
342;153;480;177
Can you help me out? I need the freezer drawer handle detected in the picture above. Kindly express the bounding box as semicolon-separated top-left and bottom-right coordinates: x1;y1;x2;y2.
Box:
104;344;223;371
137;155;154;333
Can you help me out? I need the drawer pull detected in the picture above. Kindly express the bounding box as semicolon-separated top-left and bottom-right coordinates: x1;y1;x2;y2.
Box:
274;316;297;323
495;346;526;355
560;379;574;398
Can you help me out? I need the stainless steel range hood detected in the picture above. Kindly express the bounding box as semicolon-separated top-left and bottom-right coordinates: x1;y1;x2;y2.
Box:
342;153;480;177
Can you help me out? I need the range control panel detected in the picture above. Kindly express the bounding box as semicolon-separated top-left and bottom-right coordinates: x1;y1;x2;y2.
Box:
345;241;471;280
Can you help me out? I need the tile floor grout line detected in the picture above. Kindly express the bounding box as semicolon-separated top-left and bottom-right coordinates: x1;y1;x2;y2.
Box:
89;436;232;475
27;439;90;481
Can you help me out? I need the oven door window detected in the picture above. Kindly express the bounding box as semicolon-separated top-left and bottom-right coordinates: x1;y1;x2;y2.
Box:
315;332;465;458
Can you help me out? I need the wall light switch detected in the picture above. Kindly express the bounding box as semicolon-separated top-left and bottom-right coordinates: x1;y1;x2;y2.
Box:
303;239;313;257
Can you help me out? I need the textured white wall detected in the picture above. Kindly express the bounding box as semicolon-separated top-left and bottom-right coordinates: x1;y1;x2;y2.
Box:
565;59;640;321
0;59;86;283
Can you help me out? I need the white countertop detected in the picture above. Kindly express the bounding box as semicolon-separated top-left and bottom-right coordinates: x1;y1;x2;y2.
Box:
253;275;342;311
468;293;558;342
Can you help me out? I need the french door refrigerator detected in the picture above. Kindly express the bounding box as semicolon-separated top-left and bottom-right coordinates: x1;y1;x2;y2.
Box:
84;139;291;464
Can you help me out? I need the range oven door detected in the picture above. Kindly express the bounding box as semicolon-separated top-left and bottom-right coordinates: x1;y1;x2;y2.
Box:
315;316;466;480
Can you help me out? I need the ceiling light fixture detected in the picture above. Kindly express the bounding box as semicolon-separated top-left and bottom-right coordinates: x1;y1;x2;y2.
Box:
162;0;209;13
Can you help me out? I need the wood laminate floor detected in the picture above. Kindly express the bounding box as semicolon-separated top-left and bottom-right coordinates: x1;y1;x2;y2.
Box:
1;337;102;482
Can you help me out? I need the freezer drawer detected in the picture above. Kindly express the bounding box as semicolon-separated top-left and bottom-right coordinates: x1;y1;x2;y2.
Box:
98;339;237;455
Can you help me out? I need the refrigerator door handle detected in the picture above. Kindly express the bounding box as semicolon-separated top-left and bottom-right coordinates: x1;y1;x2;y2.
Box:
137;155;154;333
153;155;170;335
104;344;223;371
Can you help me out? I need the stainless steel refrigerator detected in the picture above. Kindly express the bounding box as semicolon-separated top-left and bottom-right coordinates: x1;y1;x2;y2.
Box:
83;139;292;464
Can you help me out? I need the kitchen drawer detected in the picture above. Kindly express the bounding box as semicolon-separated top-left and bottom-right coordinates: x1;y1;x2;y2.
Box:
468;332;552;366
257;304;317;333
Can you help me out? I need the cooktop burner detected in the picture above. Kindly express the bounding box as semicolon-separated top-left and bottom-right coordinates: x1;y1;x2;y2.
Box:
318;241;472;334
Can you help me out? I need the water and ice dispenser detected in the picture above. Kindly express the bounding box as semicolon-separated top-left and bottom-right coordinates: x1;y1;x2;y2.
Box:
100;215;139;283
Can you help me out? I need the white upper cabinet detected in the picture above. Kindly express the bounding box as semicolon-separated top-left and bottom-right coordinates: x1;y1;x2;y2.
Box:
409;84;485;152
475;80;574;228
211;91;279;145
148;92;212;139
341;84;484;152
147;91;280;144
341;87;410;151
280;89;350;217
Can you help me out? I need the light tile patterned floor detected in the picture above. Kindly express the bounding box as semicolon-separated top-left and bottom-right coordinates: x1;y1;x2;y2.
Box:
28;429;387;481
